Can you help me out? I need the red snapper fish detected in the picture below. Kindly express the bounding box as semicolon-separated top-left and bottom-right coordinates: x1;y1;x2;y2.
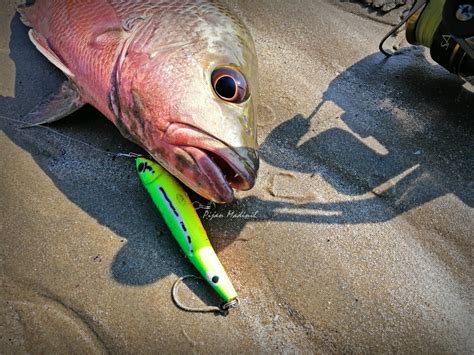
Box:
19;0;259;203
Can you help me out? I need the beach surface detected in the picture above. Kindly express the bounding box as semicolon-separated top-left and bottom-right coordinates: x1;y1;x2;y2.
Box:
1;1;472;353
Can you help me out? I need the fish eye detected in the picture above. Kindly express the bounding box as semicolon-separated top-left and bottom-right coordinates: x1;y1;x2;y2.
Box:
211;67;248;103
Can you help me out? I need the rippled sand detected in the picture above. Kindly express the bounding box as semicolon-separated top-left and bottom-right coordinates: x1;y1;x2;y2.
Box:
1;1;472;352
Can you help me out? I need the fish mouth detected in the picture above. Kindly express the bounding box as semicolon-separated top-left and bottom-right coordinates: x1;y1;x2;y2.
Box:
164;123;258;203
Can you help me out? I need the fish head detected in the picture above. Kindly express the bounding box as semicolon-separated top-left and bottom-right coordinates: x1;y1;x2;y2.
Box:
115;8;259;203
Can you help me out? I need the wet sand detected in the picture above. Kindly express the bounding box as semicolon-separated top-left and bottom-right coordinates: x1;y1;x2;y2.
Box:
1;0;473;353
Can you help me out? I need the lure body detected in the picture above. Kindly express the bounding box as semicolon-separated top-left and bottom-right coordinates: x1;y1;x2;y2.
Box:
136;157;237;303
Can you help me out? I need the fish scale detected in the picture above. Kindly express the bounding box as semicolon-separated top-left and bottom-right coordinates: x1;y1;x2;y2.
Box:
21;1;123;117
19;0;259;203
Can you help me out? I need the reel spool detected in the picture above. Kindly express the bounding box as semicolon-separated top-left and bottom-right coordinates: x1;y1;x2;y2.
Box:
381;0;474;79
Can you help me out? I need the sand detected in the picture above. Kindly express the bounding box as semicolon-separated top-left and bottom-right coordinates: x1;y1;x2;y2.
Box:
1;0;473;353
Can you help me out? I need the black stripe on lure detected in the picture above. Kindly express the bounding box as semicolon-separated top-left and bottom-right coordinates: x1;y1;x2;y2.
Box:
136;157;239;313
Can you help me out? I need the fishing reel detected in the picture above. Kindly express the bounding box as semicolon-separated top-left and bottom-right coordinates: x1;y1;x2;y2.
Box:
380;0;474;83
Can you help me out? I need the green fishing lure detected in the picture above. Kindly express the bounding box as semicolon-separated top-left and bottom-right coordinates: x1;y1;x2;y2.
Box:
136;157;238;309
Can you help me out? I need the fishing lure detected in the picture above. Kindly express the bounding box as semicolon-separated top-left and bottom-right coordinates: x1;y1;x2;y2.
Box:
136;157;239;313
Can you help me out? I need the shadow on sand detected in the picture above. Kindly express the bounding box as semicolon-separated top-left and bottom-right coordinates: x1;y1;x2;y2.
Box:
1;14;472;290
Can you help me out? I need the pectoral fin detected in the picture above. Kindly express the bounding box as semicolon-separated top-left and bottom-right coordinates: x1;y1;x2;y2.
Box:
22;80;84;128
28;29;74;78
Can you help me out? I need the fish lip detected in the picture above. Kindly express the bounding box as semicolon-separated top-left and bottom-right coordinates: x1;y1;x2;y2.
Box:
164;122;258;199
181;146;235;203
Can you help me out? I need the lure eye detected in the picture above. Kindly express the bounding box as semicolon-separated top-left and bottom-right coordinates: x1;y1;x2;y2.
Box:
211;67;248;103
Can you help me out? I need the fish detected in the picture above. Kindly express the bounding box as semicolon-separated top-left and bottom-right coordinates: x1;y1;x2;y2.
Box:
136;157;238;305
18;0;259;203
